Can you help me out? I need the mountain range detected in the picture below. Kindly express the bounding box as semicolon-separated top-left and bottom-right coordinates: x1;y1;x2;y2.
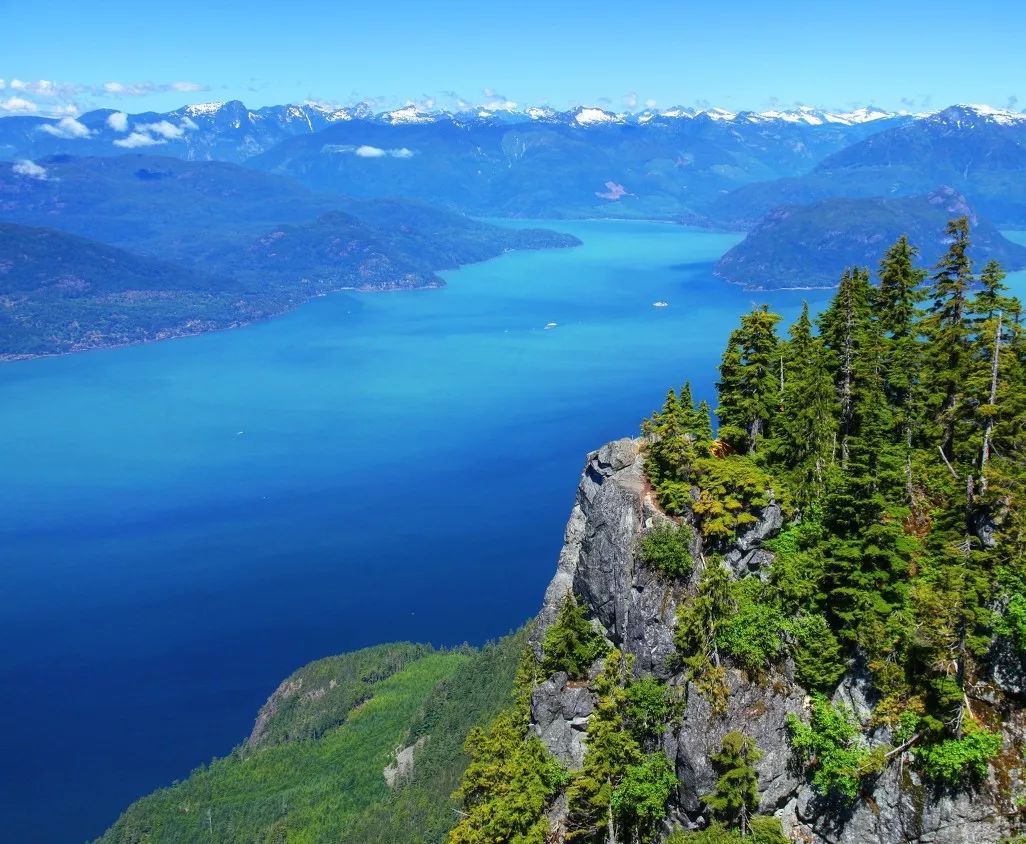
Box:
3;100;1026;357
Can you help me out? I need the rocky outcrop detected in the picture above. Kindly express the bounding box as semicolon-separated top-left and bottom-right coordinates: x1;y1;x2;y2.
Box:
529;438;1025;844
384;736;428;788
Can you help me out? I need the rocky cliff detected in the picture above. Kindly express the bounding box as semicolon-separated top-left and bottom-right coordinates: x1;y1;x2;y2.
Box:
528;438;1026;843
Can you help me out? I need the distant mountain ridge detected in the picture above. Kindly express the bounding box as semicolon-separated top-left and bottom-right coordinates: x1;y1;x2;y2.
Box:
5;101;1024;222
714;187;1026;289
0;156;579;358
709;104;1026;228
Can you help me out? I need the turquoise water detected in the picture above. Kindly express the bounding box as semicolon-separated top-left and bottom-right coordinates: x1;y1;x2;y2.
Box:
4;220;1020;841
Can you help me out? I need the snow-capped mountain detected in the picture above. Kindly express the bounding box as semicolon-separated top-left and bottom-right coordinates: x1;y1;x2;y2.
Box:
6;99;1021;167
4;100;1025;225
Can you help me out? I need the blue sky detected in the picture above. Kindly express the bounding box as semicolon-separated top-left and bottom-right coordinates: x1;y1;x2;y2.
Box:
2;0;1024;116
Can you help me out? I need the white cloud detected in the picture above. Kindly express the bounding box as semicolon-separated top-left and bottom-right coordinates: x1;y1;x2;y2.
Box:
0;79;5;90
645;98;658;109
137;120;186;139
180;116;199;131
102;80;207;97
622;92;638;109
355;145;387;157
107;111;129;132
40;116;92;139
12;159;48;180
113;131;166;149
0;96;38;113
323;144;416;159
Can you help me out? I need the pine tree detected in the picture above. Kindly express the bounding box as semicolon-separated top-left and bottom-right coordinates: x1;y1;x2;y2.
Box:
923;217;975;460
771;302;835;507
675;559;735;711
818;267;875;466
680;381;702;434
696;400;715;443
703;732;762;836
876;236;927;501
542;597;608;679
716;306;782;454
566;651;642;842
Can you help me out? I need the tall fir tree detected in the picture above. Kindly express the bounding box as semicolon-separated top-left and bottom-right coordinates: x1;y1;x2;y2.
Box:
703;732;763;836
876;236;927;501
923;217;975;462
716;306;782;454
771;302;836;507
818;267;875;466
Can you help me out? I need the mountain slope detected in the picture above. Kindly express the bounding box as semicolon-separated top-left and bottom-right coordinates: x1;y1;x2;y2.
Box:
0;158;579;357
708;105;1026;227
714;188;1026;288
98;632;528;844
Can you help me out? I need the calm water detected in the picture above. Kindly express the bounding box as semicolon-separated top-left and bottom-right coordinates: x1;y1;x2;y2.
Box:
3;220;1023;841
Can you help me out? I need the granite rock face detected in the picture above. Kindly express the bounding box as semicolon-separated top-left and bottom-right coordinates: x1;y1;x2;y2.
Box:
529;438;1024;844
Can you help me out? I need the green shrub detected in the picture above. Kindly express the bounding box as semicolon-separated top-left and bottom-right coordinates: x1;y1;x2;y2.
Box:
916;722;1002;785
611;753;679;843
541;597;608;679
786;696;885;802
716;578;787;673
624;675;673;740
665;816;788;843
640;522;694;578
692;456;774;543
785;613;846;693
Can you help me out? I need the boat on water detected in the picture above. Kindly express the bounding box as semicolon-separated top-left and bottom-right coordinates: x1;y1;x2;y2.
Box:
544;322;558;329
652;301;669;308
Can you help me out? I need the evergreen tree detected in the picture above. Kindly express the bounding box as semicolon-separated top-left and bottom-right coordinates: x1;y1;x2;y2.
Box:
923;217;975;460
771;302;835;507
818;267;875;466
696;399;715;443
716;306;782;454
675;559;735;711
542;597;608;679
876;236;927;501
680;381;702;434
566;652;642;842
703;732;762;836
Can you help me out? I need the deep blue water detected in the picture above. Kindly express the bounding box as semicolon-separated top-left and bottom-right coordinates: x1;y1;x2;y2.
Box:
4;220;1023;842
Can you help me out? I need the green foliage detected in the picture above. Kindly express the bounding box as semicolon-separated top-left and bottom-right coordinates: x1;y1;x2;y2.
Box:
785;613;846;693
715;578;787;674
674;561;734;712
692;456;774;543
541;597;608;680
665;816;789;843
997;591;1026;655
640;521;694;578
567;653;680;842
624;675;675;741
567;651;643;840
348;631;533;844
449;702;566;844
703;732;762;834
611;753;679;843
716;306;783;454
915;723;1002;786
787;697;885;803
